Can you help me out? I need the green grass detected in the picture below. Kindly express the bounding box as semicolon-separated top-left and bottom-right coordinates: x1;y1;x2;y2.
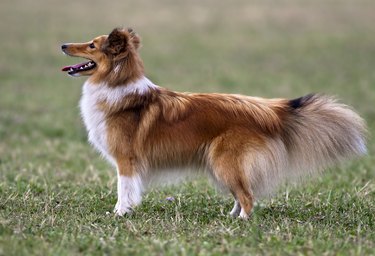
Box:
1;0;375;255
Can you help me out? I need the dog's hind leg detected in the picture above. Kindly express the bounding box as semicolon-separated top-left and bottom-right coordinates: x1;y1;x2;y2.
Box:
230;200;241;217
211;158;254;219
234;187;254;219
208;133;256;219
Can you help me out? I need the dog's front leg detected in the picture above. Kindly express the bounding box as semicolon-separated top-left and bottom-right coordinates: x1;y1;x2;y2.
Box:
113;161;143;216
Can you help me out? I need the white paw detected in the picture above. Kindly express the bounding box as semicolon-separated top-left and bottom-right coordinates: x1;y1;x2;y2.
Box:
239;209;249;220
113;201;132;216
230;209;241;218
229;201;241;218
114;174;143;217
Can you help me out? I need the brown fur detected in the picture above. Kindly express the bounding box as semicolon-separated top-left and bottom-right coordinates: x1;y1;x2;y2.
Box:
62;28;367;218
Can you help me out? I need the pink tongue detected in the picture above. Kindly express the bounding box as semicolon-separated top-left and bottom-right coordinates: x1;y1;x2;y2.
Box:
61;65;73;71
61;62;86;71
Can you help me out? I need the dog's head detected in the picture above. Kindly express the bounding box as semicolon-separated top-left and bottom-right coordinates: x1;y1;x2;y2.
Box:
61;28;143;85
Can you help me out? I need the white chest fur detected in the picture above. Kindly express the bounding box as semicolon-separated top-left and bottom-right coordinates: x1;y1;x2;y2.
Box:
80;81;115;166
79;77;158;166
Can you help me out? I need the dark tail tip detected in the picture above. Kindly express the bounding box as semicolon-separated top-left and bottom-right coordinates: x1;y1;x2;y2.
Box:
288;93;316;109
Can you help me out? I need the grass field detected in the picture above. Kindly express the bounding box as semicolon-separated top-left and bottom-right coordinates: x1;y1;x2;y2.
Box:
1;0;375;255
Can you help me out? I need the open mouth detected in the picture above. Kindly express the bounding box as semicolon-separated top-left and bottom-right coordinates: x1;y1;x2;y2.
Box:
61;60;96;76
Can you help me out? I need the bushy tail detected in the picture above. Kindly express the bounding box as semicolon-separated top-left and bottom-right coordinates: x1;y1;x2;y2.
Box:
284;94;367;177
250;94;367;197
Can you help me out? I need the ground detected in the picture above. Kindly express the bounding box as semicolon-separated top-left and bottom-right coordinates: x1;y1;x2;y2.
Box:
0;0;374;255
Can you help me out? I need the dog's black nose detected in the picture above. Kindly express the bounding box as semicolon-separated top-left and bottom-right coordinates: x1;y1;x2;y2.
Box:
61;44;68;50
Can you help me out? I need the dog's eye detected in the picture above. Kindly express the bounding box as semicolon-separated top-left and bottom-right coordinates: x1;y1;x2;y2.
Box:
89;43;95;49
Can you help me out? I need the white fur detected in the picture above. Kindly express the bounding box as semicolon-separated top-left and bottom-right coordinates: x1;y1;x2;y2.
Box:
230;200;241;217
114;174;143;216
114;64;121;75
83;76;157;106
80;76;158;166
239;208;249;219
80;83;114;166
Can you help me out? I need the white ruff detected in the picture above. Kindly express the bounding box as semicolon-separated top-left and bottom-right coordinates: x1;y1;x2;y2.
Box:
114;174;143;216
79;76;157;166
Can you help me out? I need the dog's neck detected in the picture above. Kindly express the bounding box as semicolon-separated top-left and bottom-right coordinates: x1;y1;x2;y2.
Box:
82;76;159;107
87;51;145;87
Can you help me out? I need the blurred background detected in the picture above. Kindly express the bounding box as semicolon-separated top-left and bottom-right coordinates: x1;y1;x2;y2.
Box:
1;0;374;167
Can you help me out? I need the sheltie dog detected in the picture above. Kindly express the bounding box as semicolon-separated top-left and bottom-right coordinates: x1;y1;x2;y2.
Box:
61;28;367;219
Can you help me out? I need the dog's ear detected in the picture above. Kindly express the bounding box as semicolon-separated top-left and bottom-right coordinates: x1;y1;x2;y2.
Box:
103;28;141;61
127;28;141;50
102;28;129;60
